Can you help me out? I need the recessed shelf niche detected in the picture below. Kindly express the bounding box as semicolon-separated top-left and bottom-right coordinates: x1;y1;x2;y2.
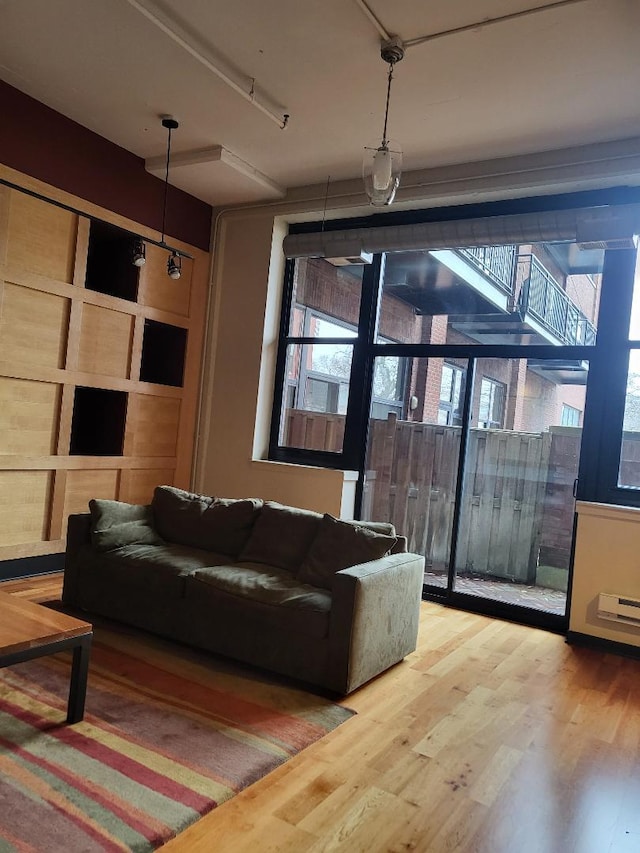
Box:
140;319;187;387
69;387;127;456
85;221;140;301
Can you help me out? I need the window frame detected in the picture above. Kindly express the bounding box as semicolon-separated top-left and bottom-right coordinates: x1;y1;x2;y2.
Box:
477;376;507;429
438;362;466;426
272;193;640;511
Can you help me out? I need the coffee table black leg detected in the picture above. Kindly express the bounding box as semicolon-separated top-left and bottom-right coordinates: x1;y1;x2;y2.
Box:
67;634;92;724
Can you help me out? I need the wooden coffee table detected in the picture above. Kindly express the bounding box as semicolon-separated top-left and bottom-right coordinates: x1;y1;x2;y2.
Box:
0;589;92;724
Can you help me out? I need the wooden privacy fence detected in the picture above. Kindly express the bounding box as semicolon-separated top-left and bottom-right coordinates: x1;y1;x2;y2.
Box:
363;415;572;583
287;409;579;583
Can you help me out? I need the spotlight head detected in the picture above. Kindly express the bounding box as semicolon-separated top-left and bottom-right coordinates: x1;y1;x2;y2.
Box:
167;251;182;280
132;239;146;267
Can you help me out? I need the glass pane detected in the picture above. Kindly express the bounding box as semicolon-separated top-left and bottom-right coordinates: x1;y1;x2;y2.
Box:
379;241;603;345
361;356;468;589
629;250;640;340
619;349;640;487
289;258;363;337
454;357;587;615
278;342;353;451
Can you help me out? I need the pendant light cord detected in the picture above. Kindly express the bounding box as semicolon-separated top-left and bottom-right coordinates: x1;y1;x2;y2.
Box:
160;124;173;246
381;61;394;146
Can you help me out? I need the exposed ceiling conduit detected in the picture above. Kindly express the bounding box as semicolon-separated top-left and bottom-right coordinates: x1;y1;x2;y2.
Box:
124;0;289;128
354;0;591;50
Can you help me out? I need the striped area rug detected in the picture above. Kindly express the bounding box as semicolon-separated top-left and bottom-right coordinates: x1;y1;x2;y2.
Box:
0;620;354;852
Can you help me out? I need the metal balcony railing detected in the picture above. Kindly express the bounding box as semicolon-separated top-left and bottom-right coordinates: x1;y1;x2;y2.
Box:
456;246;596;346
458;245;518;293
516;254;597;345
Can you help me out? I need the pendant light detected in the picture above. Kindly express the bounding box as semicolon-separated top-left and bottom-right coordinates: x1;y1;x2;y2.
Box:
363;37;405;206
160;115;182;279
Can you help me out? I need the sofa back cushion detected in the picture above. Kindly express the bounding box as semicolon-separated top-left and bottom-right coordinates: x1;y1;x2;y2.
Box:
298;513;398;590
89;499;164;552
238;501;322;572
151;486;262;557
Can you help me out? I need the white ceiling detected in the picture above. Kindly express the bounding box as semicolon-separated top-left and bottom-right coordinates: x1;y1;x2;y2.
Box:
2;0;640;208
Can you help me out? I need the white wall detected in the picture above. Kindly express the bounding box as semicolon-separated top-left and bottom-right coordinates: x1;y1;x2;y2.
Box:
570;502;640;647
195;207;353;516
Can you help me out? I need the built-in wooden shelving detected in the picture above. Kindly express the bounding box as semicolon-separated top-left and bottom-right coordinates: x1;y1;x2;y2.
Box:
0;176;209;569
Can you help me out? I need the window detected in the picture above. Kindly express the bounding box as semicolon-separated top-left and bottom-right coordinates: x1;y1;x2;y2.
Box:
478;377;506;429
273;204;640;511
438;363;465;426
273;259;364;458
371;355;405;419
561;404;581;427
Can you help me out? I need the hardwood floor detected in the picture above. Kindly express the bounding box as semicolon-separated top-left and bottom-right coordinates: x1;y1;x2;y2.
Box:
5;573;640;852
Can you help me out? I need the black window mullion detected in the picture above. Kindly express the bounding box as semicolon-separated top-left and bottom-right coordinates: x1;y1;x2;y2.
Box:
579;247;637;503
350;253;385;513
269;259;297;457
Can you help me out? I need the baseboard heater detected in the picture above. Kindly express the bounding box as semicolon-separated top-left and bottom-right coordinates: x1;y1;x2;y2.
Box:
598;593;640;626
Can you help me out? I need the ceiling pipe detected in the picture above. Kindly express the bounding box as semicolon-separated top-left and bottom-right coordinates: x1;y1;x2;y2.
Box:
124;0;289;129
354;0;590;51
352;0;391;40
405;0;591;49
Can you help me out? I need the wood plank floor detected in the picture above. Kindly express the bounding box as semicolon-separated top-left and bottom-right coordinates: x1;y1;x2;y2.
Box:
5;573;640;852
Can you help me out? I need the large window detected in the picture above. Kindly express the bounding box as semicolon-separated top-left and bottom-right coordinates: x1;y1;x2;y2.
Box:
272;204;640;511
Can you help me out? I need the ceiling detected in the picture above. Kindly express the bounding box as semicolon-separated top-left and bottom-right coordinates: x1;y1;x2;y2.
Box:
2;0;640;208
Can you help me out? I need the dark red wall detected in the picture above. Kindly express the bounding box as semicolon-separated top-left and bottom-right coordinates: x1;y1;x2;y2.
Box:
0;80;212;251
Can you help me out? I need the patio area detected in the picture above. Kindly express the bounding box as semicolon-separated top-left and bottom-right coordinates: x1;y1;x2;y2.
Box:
424;572;567;616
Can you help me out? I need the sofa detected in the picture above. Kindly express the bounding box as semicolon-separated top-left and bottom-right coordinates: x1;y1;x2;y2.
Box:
62;486;425;694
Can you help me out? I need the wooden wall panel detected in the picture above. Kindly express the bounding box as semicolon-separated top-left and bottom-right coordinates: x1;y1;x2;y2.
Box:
0;172;209;567
129;394;181;457
77;304;134;378
138;243;192;316
63;469;119;520
0;378;61;455
6;192;77;283
119;468;175;505
0;283;70;369
0;471;52;545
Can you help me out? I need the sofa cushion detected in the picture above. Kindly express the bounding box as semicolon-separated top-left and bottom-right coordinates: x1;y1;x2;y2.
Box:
151;486;262;555
298;513;398;590
238;501;321;572
89;499;163;552
191;562;331;611
186;562;331;640
78;542;228;601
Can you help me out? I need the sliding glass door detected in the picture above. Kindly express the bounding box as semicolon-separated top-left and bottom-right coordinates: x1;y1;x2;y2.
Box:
360;237;602;624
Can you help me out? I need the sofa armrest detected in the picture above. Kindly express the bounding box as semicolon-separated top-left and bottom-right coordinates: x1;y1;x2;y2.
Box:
62;513;91;606
327;551;425;694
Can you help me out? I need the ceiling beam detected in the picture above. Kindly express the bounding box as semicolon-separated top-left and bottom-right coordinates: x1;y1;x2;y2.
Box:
145;145;286;198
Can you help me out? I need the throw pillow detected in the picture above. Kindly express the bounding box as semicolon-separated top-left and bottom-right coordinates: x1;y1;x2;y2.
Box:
89;499;164;552
298;513;398;590
151;485;211;547
200;497;263;556
238;501;322;572
151;486;263;554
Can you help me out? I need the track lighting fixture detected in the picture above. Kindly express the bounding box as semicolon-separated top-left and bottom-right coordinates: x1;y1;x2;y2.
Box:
167;251;182;280
363;37;404;206
132;238;146;267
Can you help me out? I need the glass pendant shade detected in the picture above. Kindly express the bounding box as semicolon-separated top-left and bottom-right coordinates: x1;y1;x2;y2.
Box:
363;141;402;206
